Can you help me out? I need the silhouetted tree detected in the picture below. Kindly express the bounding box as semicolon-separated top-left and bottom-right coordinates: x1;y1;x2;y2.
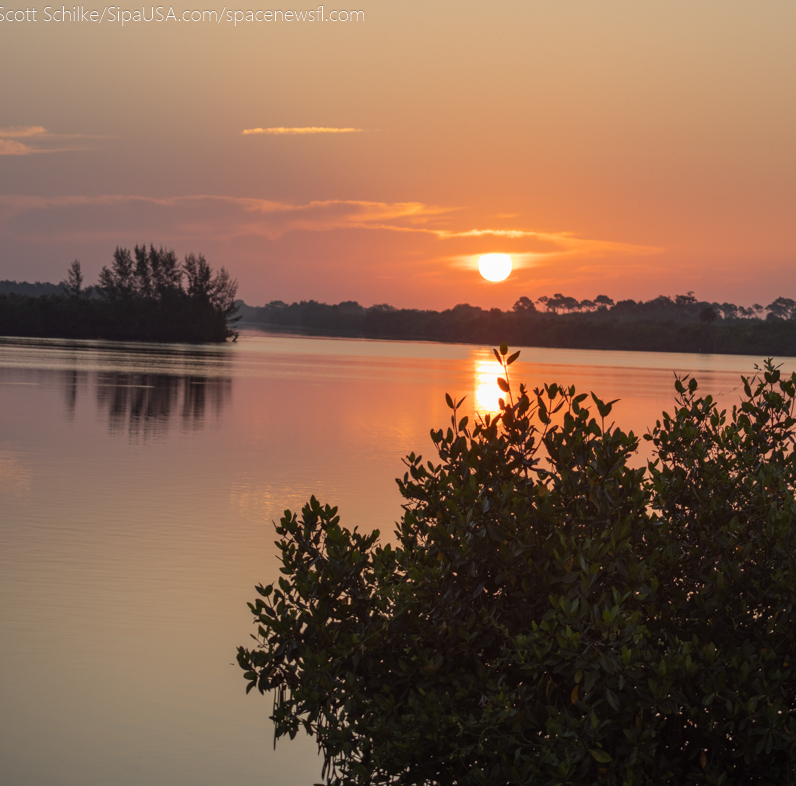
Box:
699;306;717;323
512;296;536;313
767;297;796;321
675;291;697;307
545;293;577;313
26;248;240;342
536;293;578;314
133;245;153;298
183;253;215;302
594;294;614;309
337;301;365;315
98;247;136;299
62;260;84;298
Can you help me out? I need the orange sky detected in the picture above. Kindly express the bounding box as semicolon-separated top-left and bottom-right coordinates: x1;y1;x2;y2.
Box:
1;0;794;310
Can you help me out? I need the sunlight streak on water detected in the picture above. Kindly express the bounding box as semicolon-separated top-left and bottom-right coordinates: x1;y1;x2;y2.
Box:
474;359;505;413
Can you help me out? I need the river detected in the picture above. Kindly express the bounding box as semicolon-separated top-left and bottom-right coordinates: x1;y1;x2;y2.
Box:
0;331;784;785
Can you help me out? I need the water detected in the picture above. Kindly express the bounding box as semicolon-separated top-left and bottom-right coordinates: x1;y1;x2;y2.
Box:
0;332;784;785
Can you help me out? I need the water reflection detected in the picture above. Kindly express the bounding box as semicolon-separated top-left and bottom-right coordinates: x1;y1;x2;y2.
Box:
474;358;505;413
2;364;231;438
96;373;231;437
0;336;236;377
0;448;30;497
62;368;87;420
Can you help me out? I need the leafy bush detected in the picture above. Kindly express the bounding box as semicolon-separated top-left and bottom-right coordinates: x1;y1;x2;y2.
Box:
238;346;796;785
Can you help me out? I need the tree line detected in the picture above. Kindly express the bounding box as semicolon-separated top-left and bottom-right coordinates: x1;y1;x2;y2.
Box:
238;294;796;356
518;291;796;322
0;246;239;343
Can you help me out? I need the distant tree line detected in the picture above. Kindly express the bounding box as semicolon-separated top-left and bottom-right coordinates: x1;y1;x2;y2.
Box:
0;280;63;297
237;292;796;356
0;246;239;343
512;291;794;322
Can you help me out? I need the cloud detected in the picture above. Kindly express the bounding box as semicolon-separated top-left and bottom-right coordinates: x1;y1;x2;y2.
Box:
0;126;47;139
242;127;365;135
0;195;449;244
0;139;37;156
0;126;46;155
0;194;661;268
434;228;539;239
0;125;107;155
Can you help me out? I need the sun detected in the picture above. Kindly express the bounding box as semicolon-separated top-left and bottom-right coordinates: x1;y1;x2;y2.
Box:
477;253;512;282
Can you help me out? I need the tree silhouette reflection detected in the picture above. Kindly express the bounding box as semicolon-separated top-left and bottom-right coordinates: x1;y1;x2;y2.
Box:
96;372;231;437
61;369;88;421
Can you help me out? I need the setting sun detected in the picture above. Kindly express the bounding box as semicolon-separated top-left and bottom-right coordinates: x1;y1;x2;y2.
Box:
477;254;513;282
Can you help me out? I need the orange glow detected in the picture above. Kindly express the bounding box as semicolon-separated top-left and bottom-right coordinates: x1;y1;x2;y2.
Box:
2;5;793;310
474;359;505;413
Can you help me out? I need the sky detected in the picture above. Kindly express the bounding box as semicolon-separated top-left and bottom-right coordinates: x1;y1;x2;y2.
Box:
1;0;794;310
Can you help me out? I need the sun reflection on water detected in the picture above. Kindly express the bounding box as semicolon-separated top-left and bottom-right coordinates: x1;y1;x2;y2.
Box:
474;359;505;414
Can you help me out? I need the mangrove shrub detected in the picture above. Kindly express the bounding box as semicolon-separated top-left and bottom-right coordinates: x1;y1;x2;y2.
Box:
238;346;796;785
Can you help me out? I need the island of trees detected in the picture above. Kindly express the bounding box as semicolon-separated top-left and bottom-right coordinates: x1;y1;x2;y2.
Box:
0;245;239;343
238;292;796;356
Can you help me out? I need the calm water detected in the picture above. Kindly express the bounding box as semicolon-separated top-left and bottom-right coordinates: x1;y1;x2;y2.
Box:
0;332;785;785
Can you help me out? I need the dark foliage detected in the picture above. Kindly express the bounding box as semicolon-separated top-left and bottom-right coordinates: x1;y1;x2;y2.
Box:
239;348;796;785
699;307;717;323
238;297;796;357
0;279;63;297
0;246;239;342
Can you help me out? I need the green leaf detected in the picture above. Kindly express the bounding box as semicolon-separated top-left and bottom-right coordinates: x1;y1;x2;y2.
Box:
590;392;619;418
499;342;508;356
590;749;612;764
497;377;510;392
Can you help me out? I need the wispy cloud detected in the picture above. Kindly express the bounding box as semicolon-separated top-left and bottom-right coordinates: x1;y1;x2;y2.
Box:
0;140;37;156
242;127;365;135
0;195;446;241
0;125;108;155
434;228;538;239
0;126;47;139
0;126;46;155
0;194;661;269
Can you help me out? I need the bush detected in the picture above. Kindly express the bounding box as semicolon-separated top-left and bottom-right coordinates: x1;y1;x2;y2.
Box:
238;346;796;785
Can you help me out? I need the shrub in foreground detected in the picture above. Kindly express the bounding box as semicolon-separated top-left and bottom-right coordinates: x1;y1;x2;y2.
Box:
238;347;796;785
